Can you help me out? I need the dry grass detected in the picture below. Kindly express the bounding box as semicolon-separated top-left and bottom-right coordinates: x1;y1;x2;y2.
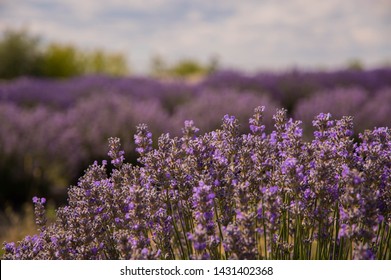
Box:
0;201;56;257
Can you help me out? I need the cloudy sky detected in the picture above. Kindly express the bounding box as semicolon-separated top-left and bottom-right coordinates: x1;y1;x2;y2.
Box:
1;0;390;73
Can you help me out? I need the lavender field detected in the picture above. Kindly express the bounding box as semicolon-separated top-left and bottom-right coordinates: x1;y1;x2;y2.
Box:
1;68;391;259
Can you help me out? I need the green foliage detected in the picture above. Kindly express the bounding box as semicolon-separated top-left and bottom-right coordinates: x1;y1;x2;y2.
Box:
170;59;205;76
150;55;219;78
0;29;130;79
41;45;130;78
0;29;43;79
347;58;364;71
84;49;129;76
150;54;167;77
41;43;84;78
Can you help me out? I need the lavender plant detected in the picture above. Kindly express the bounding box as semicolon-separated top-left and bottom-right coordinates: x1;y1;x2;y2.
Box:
173;89;279;134
357;88;391;130
3;107;390;260
1;69;391;208
294;87;368;136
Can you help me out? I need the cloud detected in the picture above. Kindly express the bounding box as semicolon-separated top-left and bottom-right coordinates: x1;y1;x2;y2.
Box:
1;0;390;73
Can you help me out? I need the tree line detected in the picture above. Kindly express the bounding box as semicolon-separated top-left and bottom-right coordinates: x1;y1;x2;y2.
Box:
0;29;129;79
0;29;219;80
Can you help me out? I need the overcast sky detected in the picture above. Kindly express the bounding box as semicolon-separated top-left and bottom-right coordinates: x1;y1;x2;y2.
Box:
1;0;390;73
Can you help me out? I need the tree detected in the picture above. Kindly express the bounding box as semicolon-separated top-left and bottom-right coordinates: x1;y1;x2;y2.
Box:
0;29;43;79
0;29;130;79
86;49;129;76
149;55;220;78
347;58;364;71
40;43;85;78
150;54;167;77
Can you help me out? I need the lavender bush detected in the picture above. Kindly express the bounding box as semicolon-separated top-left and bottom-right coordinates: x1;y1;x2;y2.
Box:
357;88;391;130
294;87;368;136
0;75;194;110
2;67;391;112
3;107;390;260
200;67;391;110
294;87;391;137
173;89;279;134
0;102;82;205
0;93;174;206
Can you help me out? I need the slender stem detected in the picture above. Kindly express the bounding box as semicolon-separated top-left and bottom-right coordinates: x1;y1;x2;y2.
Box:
316;219;322;259
165;191;185;259
262;203;267;259
332;204;339;260
376;221;385;259
382;225;391;260
255;214;261;259
297;216;302;259
171;214;185;259
213;199;226;259
177;200;191;257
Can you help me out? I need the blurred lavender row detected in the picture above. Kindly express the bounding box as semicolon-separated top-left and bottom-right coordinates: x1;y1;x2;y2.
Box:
2;67;391;108
0;67;391;207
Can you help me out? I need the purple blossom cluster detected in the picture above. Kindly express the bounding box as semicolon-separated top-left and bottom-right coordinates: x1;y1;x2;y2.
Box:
3;108;390;259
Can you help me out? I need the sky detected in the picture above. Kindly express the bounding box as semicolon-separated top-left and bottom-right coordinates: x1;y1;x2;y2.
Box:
0;0;390;74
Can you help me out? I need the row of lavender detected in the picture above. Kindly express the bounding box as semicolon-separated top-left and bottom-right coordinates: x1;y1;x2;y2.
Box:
2;68;391;109
1;68;391;207
3;108;390;259
1;68;391;132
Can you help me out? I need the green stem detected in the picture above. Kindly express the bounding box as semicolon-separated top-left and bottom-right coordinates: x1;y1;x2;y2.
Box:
213;200;226;259
255;214;261;259
316;220;322;259
177;200;191;257
263;206;267;259
165;191;185;259
376;221;385;259
382;225;391;260
332;205;340;260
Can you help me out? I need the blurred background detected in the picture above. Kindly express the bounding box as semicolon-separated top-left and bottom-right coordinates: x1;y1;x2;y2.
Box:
0;0;391;253
1;0;391;75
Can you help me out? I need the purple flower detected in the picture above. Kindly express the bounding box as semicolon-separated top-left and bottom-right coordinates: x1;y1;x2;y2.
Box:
91;247;98;255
